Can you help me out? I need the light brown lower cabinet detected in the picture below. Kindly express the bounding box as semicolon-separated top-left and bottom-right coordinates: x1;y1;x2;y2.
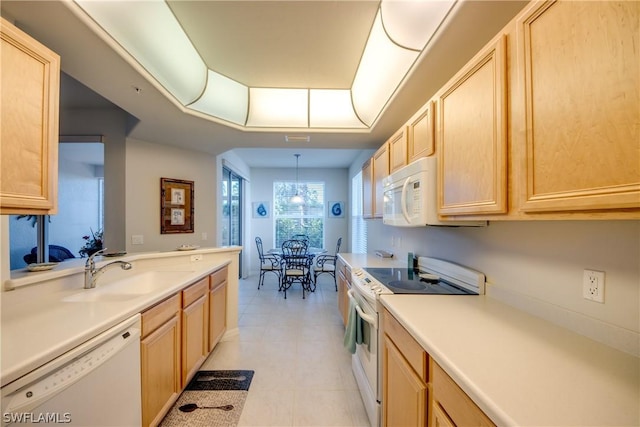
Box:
430;361;495;427
181;278;209;386
140;266;229;426
141;294;181;427
383;336;428;427
336;258;350;326
208;266;228;351
431;400;455;427
382;308;428;427
382;307;496;427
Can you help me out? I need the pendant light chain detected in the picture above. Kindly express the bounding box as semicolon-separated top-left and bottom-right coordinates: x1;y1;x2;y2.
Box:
291;154;303;204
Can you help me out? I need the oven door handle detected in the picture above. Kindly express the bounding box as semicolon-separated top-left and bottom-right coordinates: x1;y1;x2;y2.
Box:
347;289;377;328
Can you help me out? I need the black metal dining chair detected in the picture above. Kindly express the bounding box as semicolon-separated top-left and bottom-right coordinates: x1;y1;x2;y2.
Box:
291;233;309;244
313;237;342;291
23;245;76;264
280;239;312;299
255;237;282;290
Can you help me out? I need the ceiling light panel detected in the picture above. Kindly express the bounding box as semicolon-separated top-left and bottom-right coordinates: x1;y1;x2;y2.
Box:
247;88;309;128
189;70;248;125
310;90;366;128
75;0;207;105
381;0;457;50
351;10;420;126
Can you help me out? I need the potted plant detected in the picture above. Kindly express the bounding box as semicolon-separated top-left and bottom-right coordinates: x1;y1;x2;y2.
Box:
79;228;103;257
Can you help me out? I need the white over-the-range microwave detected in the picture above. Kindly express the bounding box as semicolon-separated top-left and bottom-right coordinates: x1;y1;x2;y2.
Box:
382;156;486;227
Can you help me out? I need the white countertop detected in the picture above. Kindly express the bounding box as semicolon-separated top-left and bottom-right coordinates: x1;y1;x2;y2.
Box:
380;295;640;427
338;253;406;269
1;247;240;387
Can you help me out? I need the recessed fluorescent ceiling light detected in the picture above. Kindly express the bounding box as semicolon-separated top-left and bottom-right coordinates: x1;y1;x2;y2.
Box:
72;0;455;131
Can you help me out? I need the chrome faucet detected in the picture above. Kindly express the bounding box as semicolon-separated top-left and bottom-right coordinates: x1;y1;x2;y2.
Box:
84;248;132;289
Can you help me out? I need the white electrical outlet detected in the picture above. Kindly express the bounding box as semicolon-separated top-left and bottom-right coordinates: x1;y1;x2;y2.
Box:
583;269;605;303
131;234;144;245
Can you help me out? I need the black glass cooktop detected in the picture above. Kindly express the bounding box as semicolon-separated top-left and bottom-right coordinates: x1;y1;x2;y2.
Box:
363;267;477;295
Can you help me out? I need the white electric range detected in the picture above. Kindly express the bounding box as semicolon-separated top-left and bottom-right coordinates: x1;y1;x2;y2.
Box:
348;257;485;427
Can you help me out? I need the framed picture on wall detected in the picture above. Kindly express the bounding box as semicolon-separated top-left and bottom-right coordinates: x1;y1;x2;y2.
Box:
161;178;194;233
253;201;269;218
328;201;344;218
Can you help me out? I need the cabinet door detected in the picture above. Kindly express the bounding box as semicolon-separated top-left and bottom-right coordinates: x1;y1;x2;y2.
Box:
383;335;427;427
373;144;389;218
336;258;350;326
437;34;508;215
431;361;496;427
408;101;435;163
514;0;640;212
0;17;60;214
431;403;455;427
389;127;409;173
141;315;181;427
182;293;208;386
362;158;374;219
208;279;227;351
337;270;348;326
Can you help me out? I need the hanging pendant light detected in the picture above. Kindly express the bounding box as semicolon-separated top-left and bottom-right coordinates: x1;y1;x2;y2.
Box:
290;154;304;204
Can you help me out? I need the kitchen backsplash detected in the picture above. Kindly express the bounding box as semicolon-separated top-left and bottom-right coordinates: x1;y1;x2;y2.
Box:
367;219;640;356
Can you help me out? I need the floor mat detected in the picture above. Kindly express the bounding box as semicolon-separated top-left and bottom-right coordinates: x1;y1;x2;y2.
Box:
159;371;254;427
186;370;254;391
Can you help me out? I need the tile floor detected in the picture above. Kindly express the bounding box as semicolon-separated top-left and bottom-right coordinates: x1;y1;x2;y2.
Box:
201;274;370;426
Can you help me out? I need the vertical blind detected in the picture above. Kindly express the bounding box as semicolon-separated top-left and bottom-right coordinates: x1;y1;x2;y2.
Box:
351;171;367;253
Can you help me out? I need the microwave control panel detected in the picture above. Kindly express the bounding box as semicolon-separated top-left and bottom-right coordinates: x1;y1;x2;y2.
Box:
409;181;421;215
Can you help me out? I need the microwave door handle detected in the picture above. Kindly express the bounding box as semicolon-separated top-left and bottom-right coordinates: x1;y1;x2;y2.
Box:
400;177;411;223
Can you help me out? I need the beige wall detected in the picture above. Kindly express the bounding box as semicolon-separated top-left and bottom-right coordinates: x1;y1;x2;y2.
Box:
248;167;349;275
125;138;217;253
367;219;640;355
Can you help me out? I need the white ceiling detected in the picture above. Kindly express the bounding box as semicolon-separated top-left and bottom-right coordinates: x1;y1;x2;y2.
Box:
1;0;528;168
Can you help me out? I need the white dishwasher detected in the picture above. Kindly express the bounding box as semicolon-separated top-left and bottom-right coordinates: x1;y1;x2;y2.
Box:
1;314;142;427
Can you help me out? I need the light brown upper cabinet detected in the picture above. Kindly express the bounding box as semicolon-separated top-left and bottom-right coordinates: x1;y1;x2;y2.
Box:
1;17;60;215
373;143;390;218
362;158;374;219
513;0;640;213
388;126;409;173
437;34;508;216
407;100;435;163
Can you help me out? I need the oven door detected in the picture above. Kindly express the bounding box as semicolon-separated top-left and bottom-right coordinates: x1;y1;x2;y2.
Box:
347;288;380;427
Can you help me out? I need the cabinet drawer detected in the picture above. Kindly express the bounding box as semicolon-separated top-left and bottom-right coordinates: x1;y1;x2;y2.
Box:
383;308;427;380
142;294;181;338
182;277;208;308
209;266;228;288
432;360;495;427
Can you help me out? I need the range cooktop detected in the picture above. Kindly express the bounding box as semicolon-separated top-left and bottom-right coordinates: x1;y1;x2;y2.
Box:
363;267;477;295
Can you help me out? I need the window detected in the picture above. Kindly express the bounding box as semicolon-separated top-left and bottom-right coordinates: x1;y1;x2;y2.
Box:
351;171;367;253
273;181;324;248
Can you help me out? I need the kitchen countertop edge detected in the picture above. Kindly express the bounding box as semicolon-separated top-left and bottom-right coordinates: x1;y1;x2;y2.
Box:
379;294;640;427
1;247;241;387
